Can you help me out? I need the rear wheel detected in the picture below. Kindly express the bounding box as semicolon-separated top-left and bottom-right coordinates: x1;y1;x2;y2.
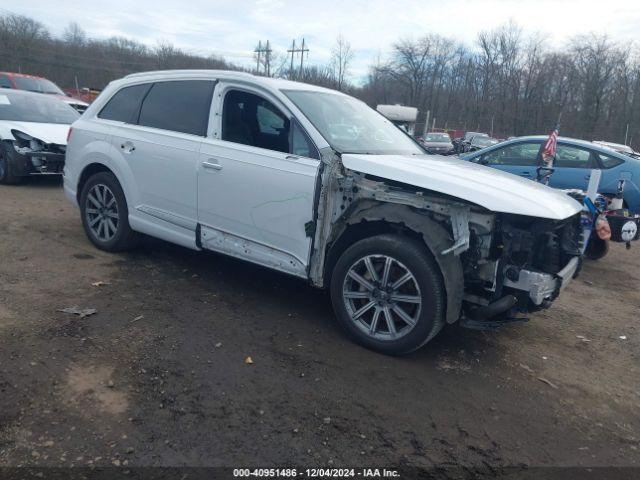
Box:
0;141;25;185
329;234;445;355
584;234;609;260
79;172;139;251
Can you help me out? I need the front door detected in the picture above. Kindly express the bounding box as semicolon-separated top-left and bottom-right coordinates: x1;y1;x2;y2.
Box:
479;140;543;179
197;85;321;277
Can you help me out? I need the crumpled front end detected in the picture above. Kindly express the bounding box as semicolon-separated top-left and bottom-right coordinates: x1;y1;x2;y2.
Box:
462;212;583;318
11;131;66;175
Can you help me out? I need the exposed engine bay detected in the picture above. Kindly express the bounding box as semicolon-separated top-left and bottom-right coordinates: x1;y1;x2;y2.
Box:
309;161;583;327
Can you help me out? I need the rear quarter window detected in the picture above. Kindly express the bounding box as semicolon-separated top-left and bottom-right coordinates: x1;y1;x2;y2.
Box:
98;83;151;123
598;152;625;169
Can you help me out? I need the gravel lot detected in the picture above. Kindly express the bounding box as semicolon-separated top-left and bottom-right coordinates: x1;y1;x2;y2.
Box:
1;177;639;474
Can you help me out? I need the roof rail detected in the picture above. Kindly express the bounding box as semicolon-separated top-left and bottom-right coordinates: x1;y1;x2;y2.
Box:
124;69;254;79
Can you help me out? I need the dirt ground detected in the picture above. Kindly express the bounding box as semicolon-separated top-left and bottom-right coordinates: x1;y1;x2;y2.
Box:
0;177;639;475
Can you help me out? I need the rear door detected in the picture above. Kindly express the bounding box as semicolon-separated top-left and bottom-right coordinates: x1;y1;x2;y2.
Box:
109;80;215;245
547;142;599;191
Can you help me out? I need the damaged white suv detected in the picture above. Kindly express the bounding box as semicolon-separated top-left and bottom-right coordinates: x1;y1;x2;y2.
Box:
64;70;583;354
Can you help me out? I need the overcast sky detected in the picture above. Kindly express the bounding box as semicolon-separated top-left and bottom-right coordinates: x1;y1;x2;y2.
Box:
4;0;640;82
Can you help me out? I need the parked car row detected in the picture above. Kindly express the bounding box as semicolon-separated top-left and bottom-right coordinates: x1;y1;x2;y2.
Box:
2;69;638;354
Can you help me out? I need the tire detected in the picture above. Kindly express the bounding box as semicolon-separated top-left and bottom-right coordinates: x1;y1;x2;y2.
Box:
584;234;609;260
79;171;140;251
329;234;445;355
0;141;25;185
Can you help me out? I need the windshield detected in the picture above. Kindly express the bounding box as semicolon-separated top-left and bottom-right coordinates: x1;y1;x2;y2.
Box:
13;77;65;95
283;90;423;155
473;137;498;147
424;133;451;142
0;92;79;124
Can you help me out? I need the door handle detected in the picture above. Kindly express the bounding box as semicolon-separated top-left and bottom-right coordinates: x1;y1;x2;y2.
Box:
519;172;531;177
202;160;223;171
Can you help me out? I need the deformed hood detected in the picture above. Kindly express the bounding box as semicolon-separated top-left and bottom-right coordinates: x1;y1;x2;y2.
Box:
341;153;582;220
3;122;70;145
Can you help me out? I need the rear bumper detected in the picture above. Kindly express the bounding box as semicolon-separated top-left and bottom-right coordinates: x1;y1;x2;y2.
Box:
502;256;581;306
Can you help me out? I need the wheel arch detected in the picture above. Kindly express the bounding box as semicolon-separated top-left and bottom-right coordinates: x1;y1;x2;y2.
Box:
324;201;464;324
76;162;116;204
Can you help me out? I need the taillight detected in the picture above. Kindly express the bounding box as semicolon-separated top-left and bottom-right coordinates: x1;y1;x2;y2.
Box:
67;127;73;143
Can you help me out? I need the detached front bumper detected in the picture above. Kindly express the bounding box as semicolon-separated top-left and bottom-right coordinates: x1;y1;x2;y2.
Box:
502;256;581;306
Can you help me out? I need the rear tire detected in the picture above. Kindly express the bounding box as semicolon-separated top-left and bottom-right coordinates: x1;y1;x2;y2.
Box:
329;234;445;355
0;141;25;185
79;171;140;251
584;234;609;260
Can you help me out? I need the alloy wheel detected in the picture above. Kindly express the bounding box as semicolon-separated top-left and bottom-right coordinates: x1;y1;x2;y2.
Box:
85;183;119;242
342;255;422;341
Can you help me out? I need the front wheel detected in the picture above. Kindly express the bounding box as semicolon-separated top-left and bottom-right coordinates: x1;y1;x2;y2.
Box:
329;234;445;355
79;171;140;251
0;141;25;185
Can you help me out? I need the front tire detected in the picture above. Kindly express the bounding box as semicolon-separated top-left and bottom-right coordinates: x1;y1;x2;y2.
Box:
0;141;25;185
79;172;139;251
329;234;445;355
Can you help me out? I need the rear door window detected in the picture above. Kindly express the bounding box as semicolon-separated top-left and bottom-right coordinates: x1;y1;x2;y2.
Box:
554;144;598;168
98;83;151;123
137;80;215;136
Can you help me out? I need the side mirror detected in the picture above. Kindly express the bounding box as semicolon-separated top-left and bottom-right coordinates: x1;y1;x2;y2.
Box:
479;157;489;165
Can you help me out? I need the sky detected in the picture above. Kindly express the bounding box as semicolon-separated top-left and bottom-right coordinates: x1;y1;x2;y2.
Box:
4;0;640;83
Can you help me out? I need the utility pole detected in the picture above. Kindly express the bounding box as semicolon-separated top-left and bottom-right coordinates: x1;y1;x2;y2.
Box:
422;110;430;137
265;40;272;77
255;41;262;74
287;39;296;79
254;40;273;76
490;115;494;137
431;116;436;131
625;123;629;145
299;38;309;78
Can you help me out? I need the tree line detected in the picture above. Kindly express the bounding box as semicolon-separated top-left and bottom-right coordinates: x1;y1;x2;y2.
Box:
361;22;640;147
1;13;639;147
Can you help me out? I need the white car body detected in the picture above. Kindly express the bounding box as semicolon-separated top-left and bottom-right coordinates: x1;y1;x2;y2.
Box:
0;89;78;179
63;70;583;351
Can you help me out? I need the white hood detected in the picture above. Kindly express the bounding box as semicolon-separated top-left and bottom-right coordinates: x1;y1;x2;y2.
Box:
341;153;582;220
0;121;70;145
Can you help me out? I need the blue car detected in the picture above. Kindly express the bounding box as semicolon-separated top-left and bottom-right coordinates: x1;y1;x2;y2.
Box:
460;136;640;213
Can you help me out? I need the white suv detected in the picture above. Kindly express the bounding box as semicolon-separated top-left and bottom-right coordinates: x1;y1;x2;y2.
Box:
64;70;583;354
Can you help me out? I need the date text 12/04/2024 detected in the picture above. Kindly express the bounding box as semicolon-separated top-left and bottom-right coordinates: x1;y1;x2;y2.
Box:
232;468;400;478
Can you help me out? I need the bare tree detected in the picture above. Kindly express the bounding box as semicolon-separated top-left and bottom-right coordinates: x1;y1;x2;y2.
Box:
330;34;354;90
63;22;86;46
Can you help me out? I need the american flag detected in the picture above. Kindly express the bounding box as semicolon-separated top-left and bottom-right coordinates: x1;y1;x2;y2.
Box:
542;124;559;158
